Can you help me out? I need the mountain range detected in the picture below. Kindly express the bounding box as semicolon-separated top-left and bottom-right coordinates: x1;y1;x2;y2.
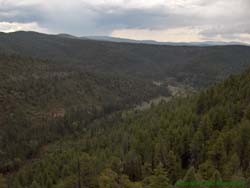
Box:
58;33;249;46
1;31;250;87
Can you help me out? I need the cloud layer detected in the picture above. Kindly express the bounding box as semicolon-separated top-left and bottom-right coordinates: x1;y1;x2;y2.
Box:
0;0;249;42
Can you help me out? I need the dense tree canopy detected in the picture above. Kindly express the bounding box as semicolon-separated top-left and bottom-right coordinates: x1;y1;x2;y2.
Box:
0;54;167;174
1;32;250;188
3;66;250;187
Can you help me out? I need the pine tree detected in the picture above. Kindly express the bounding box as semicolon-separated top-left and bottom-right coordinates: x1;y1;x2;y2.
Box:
164;151;181;183
211;170;222;188
79;153;98;188
223;153;240;179
236;120;250;170
198;160;216;180
124;150;142;181
143;163;170;188
199;115;213;140
183;167;198;182
190;130;205;167
209;136;226;171
98;168;118;188
178;166;202;188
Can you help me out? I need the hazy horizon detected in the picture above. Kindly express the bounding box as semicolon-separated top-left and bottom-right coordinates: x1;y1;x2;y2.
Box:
0;0;249;43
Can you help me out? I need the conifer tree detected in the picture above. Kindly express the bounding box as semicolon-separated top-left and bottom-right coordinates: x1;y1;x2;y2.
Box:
98;168;118;188
165;151;182;183
124;150;142;181
176;167;201;188
223;153;240;179
183;167;198;182
209;136;226;171
143;163;170;188
198;160;215;180
211;170;222;188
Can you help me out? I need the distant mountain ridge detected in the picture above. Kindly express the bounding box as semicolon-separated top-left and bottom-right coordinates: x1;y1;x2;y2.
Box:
1;31;250;88
58;33;249;46
1;31;248;46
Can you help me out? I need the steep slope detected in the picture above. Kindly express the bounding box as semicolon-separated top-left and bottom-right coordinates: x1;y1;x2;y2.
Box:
0;31;250;87
0;54;167;173
6;68;250;188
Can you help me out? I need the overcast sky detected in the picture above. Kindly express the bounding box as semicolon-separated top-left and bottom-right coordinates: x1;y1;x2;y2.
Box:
0;0;249;43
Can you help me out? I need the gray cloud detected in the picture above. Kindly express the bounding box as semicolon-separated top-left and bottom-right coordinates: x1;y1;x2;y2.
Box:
0;2;45;23
0;0;249;42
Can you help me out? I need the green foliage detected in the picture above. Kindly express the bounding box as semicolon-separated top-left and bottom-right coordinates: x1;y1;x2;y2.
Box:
223;153;240;180
124;150;142;181
208;136;227;171
211;170;222;188
98;168;119;188
1;44;250;188
9;68;247;188
183;167;199;182
198;160;215;180
0;54;167;173
1;31;250;87
143;163;170;188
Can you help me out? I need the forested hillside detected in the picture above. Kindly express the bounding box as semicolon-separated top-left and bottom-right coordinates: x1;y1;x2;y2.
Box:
3;65;250;188
1;31;250;188
0;54;167;175
1;31;250;87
